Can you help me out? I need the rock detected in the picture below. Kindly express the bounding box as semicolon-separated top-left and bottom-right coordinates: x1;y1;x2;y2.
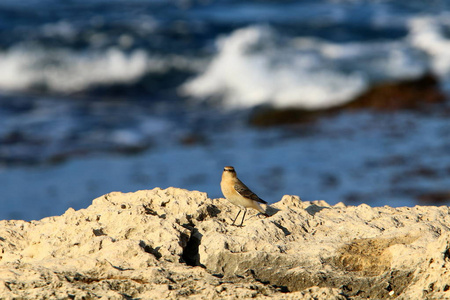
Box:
418;191;450;205
1;188;450;299
249;107;325;127
342;73;445;111
250;73;446;127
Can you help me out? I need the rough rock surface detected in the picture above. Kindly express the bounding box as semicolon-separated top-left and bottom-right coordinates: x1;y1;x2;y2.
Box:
1;187;450;299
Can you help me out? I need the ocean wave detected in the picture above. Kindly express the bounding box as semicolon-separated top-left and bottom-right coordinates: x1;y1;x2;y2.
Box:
1;15;449;108
181;25;427;110
0;46;199;93
408;15;450;89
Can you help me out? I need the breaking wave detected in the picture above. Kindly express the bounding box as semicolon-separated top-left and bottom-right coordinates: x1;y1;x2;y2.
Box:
0;46;198;93
181;25;433;109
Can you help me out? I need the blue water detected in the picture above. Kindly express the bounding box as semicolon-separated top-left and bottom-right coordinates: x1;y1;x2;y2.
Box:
1;0;450;220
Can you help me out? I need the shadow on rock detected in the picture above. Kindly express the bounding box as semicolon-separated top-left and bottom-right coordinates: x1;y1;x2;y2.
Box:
305;204;331;216
265;206;281;217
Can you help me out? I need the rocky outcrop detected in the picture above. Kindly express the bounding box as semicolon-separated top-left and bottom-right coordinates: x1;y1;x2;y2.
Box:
250;73;446;127
1;187;450;299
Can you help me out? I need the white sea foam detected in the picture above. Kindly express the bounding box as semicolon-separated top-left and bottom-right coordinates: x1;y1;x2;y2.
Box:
0;46;197;93
181;26;367;109
181;26;427;110
317;40;426;81
408;15;450;87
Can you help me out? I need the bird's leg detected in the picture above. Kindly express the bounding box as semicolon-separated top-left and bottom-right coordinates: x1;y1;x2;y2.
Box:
231;209;241;226
239;208;247;227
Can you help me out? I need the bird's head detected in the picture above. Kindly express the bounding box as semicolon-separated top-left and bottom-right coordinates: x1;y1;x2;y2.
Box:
223;166;237;178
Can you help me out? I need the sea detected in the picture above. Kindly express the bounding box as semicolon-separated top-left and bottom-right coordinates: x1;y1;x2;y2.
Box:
1;0;450;220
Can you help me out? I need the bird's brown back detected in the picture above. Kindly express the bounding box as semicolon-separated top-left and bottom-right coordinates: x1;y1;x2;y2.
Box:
234;178;267;204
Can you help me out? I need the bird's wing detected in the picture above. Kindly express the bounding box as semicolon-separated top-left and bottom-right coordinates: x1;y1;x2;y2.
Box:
234;180;267;204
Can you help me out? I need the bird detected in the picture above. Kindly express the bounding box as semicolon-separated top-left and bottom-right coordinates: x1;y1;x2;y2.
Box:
220;166;269;226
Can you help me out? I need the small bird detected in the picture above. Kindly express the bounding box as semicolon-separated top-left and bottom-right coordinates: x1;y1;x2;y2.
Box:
220;166;268;226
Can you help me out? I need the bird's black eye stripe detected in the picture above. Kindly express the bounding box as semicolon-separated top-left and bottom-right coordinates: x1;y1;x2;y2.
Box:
224;168;235;172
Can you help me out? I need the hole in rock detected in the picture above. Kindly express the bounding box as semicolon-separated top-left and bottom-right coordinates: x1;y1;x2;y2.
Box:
272;222;291;236
93;228;106;236
181;228;204;267
143;205;157;215
444;247;450;261
205;205;221;218
272;285;289;293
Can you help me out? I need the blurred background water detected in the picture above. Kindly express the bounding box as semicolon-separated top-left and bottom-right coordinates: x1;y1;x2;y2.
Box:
1;0;450;220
